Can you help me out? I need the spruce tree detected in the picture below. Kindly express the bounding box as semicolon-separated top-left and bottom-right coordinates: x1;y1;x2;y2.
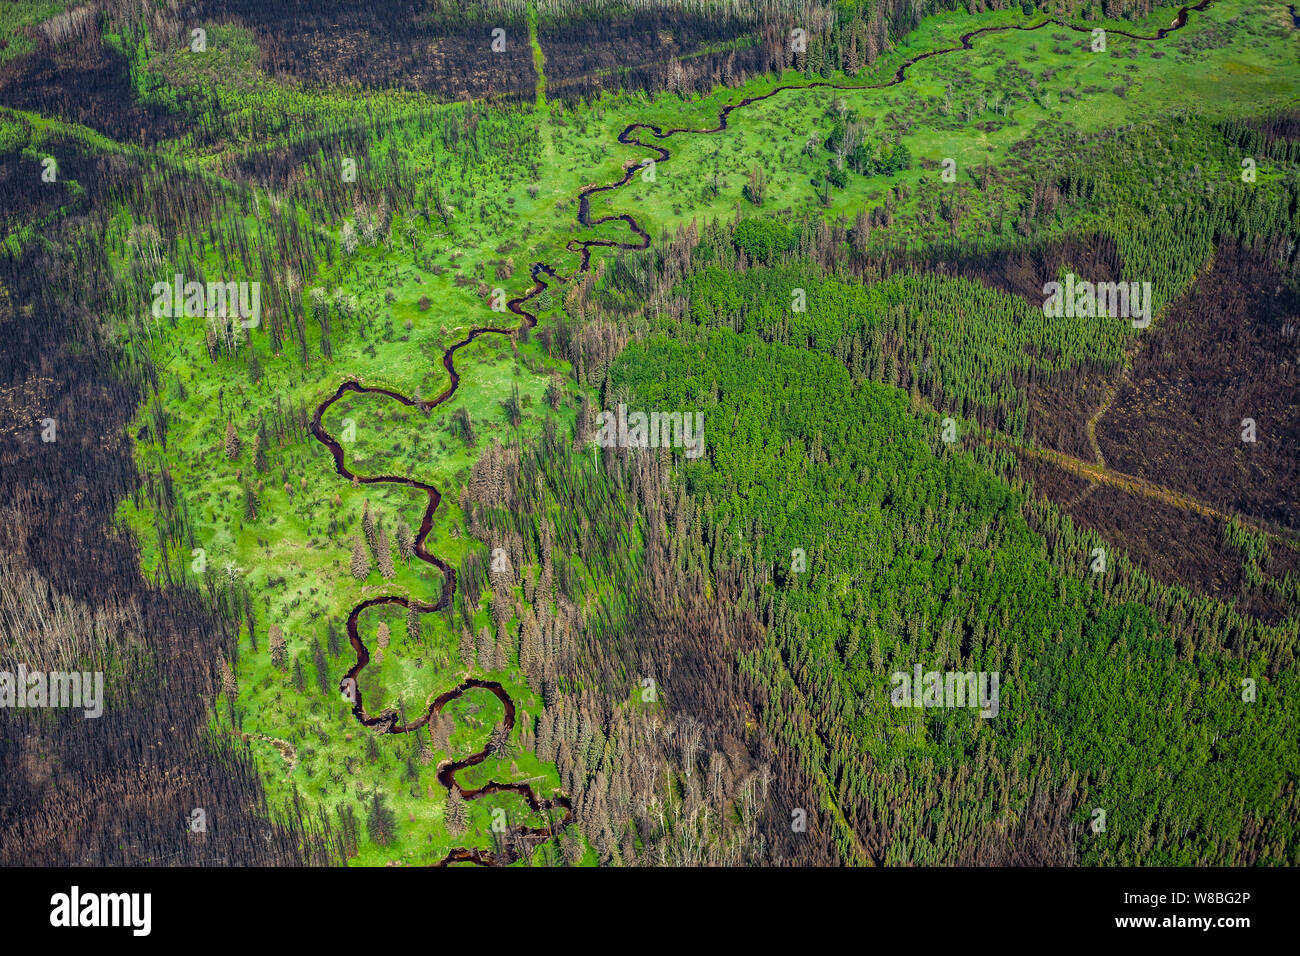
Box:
377;527;395;579
252;431;268;473
362;501;377;558
224;420;241;460
395;517;416;562
459;628;476;670
366;791;396;847
350;534;369;580
477;625;495;672
444;788;467;837
494;621;511;672
312;639;330;693
268;625;286;669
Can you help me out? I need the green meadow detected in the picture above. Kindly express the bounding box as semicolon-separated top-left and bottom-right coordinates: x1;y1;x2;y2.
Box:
95;0;1300;864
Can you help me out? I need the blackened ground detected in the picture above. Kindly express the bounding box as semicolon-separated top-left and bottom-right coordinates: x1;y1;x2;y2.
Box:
0;25;199;147
875;233;1125;459
0;221;341;866
539;12;787;101
0;133;143;240
1096;238;1300;533
190;0;535;100
1019;454;1300;624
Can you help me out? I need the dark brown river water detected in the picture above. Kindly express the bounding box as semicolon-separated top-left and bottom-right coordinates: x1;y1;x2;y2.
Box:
309;1;1216;866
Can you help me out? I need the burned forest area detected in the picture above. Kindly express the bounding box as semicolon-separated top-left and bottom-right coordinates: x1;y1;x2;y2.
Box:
0;0;1298;929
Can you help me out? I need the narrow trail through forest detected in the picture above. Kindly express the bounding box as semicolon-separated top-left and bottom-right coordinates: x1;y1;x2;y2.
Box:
1084;252;1217;469
1005;440;1300;552
308;1;1218;866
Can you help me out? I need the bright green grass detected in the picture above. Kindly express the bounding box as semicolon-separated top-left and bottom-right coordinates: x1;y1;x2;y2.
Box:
110;0;1300;865
587;0;1300;248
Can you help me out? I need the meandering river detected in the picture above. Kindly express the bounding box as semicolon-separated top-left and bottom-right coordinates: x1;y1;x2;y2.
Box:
309;1;1216;866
